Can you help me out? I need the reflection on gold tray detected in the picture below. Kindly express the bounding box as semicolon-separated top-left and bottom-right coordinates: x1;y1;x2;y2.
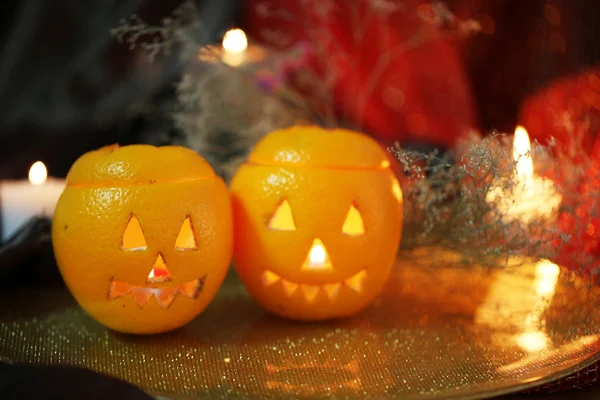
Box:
1;247;600;399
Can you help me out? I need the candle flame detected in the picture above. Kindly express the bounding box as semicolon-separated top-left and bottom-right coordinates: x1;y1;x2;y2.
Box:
222;28;248;54
513;126;533;187
309;243;328;266
29;161;47;185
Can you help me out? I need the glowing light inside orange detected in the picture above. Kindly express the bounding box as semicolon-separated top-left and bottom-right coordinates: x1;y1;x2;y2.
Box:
122;215;147;251
342;205;365;236
300;285;320;303
323;282;341;300
175;217;197;250
222;28;248;53
344;270;367;293
262;270;281;286
268;199;296;231
281;280;299;296
29;161;47;185
302;238;332;271
147;254;171;283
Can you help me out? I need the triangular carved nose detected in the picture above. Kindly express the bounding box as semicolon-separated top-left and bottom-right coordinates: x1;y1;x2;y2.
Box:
147;254;171;283
301;238;332;271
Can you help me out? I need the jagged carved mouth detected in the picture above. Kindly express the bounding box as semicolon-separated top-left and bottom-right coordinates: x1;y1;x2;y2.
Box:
261;269;367;303
108;276;206;308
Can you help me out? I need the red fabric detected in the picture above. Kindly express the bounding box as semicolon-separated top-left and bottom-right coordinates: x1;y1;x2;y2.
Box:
243;0;479;148
555;139;600;280
518;66;600;157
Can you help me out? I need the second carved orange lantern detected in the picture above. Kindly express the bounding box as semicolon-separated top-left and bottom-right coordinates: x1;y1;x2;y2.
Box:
230;125;403;320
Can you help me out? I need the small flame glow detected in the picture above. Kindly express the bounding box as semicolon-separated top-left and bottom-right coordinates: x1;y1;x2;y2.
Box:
534;260;560;297
222;28;248;54
516;331;551;353
302;239;332;271
513;126;533;187
29;161;47;185
309;244;328;266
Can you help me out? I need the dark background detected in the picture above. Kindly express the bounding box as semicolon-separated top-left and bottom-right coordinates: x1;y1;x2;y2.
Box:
0;0;598;177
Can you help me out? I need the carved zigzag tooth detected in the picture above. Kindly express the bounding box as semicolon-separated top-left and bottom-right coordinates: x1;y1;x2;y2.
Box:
108;280;131;300
155;287;179;308
323;282;341;301
281;280;299;296
179;279;200;299
344;270;367;293
301;285;320;303
131;287;154;307
262;270;281;286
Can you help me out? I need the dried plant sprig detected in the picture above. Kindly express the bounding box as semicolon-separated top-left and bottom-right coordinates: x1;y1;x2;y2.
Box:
390;131;564;267
390;125;600;274
110;0;201;61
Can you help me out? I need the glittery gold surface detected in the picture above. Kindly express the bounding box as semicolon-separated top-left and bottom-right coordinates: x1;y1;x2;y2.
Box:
1;247;600;399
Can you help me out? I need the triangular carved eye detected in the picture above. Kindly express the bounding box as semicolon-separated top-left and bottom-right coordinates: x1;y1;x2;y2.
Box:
175;217;197;250
342;204;365;236
122;215;147;251
268;199;296;231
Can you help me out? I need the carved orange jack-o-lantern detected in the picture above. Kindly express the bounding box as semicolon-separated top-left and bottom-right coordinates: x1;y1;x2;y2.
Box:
52;145;233;334
230;126;403;320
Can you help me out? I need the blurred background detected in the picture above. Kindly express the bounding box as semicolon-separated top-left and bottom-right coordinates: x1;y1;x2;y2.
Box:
0;0;598;179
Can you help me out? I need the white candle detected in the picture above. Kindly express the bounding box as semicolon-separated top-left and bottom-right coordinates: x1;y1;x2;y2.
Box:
1;161;65;241
486;126;562;223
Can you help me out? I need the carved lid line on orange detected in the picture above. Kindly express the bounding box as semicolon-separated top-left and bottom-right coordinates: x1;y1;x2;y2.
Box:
245;160;391;171
66;176;213;188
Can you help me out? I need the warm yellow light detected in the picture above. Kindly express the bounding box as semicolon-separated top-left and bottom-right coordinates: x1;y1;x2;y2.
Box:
344;270;367;293
300;285;320;303
323;282;341;300
281;280;299;296
147;254;171;283
268;199;296;231
222;28;248;54
309;239;329;266
516;331;551;353
485;125;562;223
342;205;365;235
535;259;560;278
534;260;560;297
391;178;403;203
262;270;281;286
302;238;332;271
513;125;533;187
175;217;197;250
29;161;47;185
122;215;147;251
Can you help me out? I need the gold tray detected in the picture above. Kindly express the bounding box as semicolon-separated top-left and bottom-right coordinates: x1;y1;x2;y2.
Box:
1;247;599;399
